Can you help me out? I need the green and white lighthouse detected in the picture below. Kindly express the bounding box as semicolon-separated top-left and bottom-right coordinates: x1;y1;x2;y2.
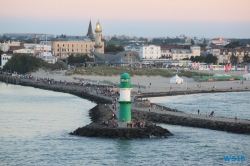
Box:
118;73;132;127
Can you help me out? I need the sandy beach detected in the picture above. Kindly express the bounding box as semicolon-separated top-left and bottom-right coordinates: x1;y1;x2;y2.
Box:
31;69;250;93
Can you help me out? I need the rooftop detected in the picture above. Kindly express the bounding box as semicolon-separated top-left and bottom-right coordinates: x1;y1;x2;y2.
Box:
53;36;92;42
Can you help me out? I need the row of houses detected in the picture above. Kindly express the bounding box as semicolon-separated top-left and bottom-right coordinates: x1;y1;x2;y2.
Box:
124;44;201;60
201;47;250;63
2;41;250;68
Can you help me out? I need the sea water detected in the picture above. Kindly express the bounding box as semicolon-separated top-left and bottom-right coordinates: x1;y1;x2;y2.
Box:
149;92;250;120
0;83;249;165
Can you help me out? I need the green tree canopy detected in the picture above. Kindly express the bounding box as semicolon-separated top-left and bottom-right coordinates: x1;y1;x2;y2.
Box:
205;54;218;64
224;41;240;48
191;39;195;45
230;54;239;65
243;54;250;63
67;54;94;64
104;44;124;53
3;54;66;74
195;56;206;63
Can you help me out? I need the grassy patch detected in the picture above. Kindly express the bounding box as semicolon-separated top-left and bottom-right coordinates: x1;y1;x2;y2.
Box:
65;65;209;78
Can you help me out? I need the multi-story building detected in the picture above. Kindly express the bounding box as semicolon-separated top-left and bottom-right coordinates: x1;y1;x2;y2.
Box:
209;47;250;63
52;37;96;60
160;48;171;59
0;42;24;52
51;21;104;60
125;44;161;60
0;54;12;68
171;45;200;60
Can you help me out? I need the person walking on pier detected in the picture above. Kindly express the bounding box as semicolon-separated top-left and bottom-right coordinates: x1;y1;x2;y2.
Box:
198;109;200;115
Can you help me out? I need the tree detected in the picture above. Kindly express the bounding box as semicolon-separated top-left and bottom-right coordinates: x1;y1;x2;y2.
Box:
110;37;118;41
198;44;207;48
190;56;195;62
191;39;195;45
203;39;206;45
67;54;93;64
104;44;124;53
105;44;117;52
164;38;181;44
3;54;66;74
224;41;240;48
117;45;124;51
230;54;239;65
195;56;206;63
243;54;250;63
205;54;218;64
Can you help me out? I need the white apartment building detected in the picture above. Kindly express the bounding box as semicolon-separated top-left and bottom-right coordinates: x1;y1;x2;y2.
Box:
125;44;161;60
0;54;12;68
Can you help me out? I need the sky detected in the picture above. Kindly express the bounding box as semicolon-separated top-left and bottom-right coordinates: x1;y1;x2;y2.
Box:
0;0;250;38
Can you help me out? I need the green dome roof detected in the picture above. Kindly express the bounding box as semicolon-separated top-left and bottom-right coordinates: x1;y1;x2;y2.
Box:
120;73;130;79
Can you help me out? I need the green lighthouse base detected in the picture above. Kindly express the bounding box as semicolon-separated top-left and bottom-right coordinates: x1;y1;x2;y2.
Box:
118;101;132;122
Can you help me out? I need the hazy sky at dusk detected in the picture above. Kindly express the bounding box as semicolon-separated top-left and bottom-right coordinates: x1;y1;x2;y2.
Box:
1;0;249;38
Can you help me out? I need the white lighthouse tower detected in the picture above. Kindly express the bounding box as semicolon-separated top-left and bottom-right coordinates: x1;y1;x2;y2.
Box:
94;21;103;53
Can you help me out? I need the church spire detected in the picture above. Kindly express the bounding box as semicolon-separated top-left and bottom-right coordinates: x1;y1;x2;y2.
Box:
86;20;94;40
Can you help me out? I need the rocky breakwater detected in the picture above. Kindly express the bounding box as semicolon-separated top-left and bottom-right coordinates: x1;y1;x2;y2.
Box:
132;110;250;134
70;104;173;138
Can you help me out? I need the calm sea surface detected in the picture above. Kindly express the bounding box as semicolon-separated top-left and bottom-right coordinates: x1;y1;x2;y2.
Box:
149;92;250;120
0;82;249;166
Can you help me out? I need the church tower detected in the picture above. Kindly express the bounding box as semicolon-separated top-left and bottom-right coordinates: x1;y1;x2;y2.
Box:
94;21;103;53
86;20;94;40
